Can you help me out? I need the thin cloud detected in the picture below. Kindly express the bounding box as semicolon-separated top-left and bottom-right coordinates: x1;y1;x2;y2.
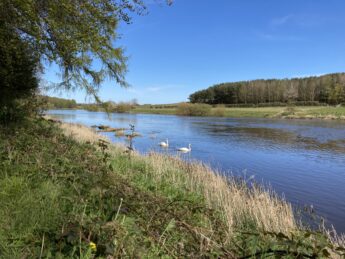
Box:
257;32;303;42
271;15;294;26
270;14;321;28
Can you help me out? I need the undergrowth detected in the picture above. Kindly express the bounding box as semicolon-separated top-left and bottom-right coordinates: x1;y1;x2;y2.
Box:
0;118;344;258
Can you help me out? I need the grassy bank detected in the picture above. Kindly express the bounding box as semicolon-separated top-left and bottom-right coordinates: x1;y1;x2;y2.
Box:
1;118;344;258
131;105;345;120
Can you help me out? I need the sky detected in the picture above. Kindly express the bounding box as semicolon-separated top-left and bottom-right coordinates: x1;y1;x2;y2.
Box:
44;0;345;104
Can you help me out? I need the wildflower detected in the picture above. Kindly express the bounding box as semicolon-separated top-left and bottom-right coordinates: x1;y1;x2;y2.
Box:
89;241;97;252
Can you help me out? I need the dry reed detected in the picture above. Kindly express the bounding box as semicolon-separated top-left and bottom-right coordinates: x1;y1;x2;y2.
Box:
140;154;296;236
60;123;109;143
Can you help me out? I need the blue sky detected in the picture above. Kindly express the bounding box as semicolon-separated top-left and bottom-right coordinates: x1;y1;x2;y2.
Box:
45;0;345;104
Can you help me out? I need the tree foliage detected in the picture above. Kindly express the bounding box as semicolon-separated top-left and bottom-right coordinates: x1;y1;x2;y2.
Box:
0;0;171;97
42;96;78;109
189;73;345;106
0;23;39;122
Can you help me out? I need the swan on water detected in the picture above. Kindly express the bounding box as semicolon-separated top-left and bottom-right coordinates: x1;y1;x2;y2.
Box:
159;139;169;147
178;144;191;152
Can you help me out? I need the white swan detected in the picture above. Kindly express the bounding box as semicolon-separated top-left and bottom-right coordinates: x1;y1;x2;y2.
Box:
159;139;169;147
178;144;191;153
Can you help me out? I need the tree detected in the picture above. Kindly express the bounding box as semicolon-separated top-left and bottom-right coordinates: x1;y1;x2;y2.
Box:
189;73;345;106
0;23;39;122
0;0;172;99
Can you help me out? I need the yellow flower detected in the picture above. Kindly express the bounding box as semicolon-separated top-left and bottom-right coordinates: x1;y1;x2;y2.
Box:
89;241;97;252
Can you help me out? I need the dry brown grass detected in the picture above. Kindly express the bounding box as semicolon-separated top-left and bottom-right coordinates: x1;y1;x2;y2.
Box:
138;153;296;237
59;122;108;144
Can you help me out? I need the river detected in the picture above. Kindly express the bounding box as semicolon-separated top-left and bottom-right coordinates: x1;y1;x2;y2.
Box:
47;109;345;234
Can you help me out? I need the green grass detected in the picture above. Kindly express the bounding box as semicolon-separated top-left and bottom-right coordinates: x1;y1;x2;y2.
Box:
0;119;231;258
0;118;344;258
131;105;345;119
131;106;177;115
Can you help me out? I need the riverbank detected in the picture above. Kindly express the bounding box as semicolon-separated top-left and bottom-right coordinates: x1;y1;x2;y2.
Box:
1;118;344;257
131;105;345;120
46;102;345;120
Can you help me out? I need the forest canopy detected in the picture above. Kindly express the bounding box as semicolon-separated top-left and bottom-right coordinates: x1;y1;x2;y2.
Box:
189;73;345;106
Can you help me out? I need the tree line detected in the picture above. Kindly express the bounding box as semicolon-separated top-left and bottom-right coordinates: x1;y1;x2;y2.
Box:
42;96;78;109
189;73;345;106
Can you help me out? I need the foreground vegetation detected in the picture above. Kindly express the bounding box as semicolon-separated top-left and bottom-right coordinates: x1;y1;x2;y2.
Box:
1;118;344;258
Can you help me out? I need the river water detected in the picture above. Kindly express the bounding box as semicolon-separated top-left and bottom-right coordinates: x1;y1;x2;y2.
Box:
47;109;345;234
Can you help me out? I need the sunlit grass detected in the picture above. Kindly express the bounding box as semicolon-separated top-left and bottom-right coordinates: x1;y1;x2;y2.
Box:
131;105;345;119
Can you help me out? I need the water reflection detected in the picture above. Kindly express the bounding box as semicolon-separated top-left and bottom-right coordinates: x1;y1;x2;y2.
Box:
192;123;345;154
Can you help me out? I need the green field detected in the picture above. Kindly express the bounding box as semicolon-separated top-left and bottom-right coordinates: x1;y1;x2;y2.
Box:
131;105;345;119
131;106;177;115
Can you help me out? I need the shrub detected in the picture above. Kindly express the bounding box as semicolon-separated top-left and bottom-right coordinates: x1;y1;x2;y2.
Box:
115;102;133;113
176;103;211;116
83;104;101;112
212;106;226;117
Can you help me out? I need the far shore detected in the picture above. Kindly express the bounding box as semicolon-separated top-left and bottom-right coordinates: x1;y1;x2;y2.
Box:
53;105;345;121
132;105;345;120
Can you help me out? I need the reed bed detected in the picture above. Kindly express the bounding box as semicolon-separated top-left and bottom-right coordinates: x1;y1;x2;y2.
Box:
60;122;109;144
136;154;296;236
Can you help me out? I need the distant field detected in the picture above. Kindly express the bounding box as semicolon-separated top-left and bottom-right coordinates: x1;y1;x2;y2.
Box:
131;105;345;119
131;106;177;115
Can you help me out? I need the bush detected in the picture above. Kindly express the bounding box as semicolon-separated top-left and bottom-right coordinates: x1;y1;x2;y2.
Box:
212;106;226;117
176;103;211;116
82;104;101;112
102;101;134;113
115;102;133;113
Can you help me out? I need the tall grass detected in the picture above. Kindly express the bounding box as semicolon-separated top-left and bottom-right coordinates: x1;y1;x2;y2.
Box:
131;153;296;235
